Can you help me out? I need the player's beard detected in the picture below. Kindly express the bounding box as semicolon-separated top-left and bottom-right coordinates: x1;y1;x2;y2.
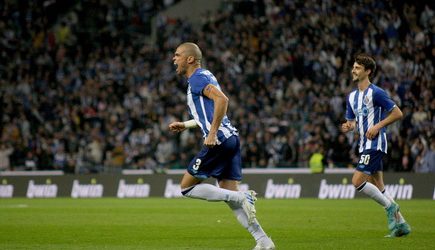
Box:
352;74;360;83
176;64;186;76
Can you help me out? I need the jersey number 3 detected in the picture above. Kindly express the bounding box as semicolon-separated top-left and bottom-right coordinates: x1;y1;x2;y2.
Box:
193;159;202;170
359;155;370;165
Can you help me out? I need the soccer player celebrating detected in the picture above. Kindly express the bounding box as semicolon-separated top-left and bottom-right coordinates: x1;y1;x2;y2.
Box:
341;54;411;237
169;42;275;250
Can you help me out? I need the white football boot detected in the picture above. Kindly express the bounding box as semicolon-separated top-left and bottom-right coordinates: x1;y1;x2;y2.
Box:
241;190;257;225
253;236;275;250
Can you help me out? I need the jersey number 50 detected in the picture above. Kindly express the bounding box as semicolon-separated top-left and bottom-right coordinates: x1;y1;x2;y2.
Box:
359;155;370;165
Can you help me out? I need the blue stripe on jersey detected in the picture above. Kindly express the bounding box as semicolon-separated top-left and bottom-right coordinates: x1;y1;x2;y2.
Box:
346;93;356;120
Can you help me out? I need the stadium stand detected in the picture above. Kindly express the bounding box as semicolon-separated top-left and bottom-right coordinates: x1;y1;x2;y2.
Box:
0;0;433;173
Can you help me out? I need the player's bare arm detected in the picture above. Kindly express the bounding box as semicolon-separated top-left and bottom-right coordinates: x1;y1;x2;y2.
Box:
366;106;403;140
202;83;229;147
341;120;356;133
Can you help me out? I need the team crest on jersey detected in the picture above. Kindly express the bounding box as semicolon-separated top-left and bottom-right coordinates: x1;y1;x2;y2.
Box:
363;96;370;105
357;107;369;117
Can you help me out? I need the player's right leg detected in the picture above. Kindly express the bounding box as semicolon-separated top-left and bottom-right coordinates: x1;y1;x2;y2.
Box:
220;179;257;226
218;135;274;250
369;173;411;237
220;180;275;250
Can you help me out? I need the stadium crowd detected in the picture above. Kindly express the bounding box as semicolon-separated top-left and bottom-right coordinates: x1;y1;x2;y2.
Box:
0;0;433;173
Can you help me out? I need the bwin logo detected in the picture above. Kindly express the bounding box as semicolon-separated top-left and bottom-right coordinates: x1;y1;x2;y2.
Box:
117;179;150;198
265;179;301;199
0;179;13;198
318;179;355;199
27;180;58;198
0;185;13;198
71;180;104;198
384;178;413;200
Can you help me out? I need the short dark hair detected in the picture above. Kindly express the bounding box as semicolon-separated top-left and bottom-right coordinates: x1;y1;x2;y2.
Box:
354;53;376;78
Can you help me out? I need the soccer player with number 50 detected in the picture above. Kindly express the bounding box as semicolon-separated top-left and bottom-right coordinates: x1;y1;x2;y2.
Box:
341;54;411;237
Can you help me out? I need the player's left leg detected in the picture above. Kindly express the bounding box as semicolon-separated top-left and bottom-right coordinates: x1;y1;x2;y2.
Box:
218;136;275;250
370;173;411;237
220;180;275;250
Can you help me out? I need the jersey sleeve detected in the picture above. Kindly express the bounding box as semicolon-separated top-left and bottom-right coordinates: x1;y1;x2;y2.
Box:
374;88;396;112
189;74;209;95
345;95;355;120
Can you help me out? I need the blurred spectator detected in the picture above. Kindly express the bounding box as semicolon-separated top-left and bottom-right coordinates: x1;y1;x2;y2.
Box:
328;134;352;168
53;145;67;170
105;140;126;173
87;137;104;168
414;138;435;173
155;135;176;172
309;143;325;174
0;143;14;171
24;151;38;171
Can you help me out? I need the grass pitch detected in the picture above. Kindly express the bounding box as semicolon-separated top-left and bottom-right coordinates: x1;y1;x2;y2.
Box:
0;198;434;250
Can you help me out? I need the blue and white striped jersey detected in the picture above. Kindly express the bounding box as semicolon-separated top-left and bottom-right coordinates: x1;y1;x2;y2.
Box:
346;84;396;153
187;68;238;144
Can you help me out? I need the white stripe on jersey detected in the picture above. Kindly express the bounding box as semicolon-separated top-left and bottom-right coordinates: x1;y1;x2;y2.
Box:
383;133;388;152
199;95;212;132
357;91;365;153
349;92;356;117
220;125;232;139
377;110;383;151
187;87;205;132
365;88;374;150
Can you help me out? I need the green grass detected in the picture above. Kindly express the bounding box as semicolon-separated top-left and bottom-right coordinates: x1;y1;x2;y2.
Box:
0;198;434;250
